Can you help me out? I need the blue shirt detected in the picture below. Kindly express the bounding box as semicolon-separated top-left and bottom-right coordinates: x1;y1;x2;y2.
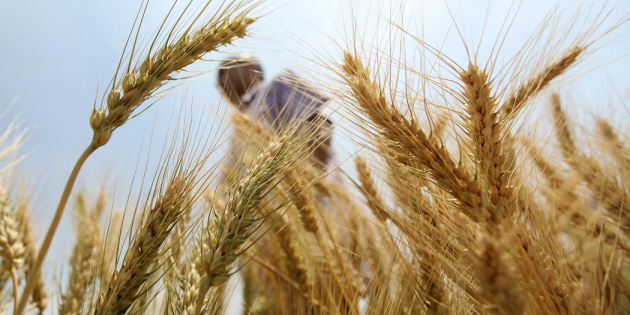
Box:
243;71;330;128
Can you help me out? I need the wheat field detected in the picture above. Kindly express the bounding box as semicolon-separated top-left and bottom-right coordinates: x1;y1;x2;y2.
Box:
0;0;629;314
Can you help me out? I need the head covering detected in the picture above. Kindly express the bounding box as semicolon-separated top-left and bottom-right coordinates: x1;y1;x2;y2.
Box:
217;53;264;81
216;54;265;106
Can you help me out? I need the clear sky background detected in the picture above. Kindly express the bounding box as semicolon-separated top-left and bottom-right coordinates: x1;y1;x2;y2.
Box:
1;0;629;313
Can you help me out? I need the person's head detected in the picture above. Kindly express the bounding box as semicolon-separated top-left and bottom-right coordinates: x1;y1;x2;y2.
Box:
217;54;263;108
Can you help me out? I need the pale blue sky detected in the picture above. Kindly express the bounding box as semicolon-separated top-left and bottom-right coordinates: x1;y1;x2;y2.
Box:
1;0;629;311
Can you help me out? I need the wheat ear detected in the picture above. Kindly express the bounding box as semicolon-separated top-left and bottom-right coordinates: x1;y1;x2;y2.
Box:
94;177;189;315
460;64;517;225
501;47;583;119
273;213;311;294
341;51;489;222
286;173;320;234
597;119;630;178
0;182;25;311
475;237;525;315
15;201;48;314
194;137;295;314
355;157;389;222
17;7;257;314
180;261;202;315
91;14;256;149
526;138;630;253
552;94;630;231
284;166;366;310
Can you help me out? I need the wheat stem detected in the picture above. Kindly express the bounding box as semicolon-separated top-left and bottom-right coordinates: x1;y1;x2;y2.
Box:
16;144;95;315
10;267;18;311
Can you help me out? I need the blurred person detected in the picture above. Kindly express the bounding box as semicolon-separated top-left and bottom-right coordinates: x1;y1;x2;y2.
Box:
217;54;334;171
217;56;365;314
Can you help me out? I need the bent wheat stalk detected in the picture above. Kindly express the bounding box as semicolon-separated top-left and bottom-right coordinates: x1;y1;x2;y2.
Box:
16;5;257;314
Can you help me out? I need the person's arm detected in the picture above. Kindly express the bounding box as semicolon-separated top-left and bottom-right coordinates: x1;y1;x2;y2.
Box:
305;113;333;170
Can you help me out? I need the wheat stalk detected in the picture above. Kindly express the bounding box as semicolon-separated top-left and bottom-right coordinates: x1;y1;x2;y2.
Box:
94;176;189;315
551;94;630;232
194;136;295;314
341;51;489;223
16;4;258;313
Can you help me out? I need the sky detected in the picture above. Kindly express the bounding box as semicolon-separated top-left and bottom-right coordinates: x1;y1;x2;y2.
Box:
1;0;629;313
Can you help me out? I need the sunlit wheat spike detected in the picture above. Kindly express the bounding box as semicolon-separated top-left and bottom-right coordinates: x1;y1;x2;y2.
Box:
355;156;389;222
552;94;630;232
194;137;296;314
460;63;516;225
0;181;26;311
93;12;257;148
0;183;25;270
94;176;189;315
501;47;583;120
341;51;489;223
